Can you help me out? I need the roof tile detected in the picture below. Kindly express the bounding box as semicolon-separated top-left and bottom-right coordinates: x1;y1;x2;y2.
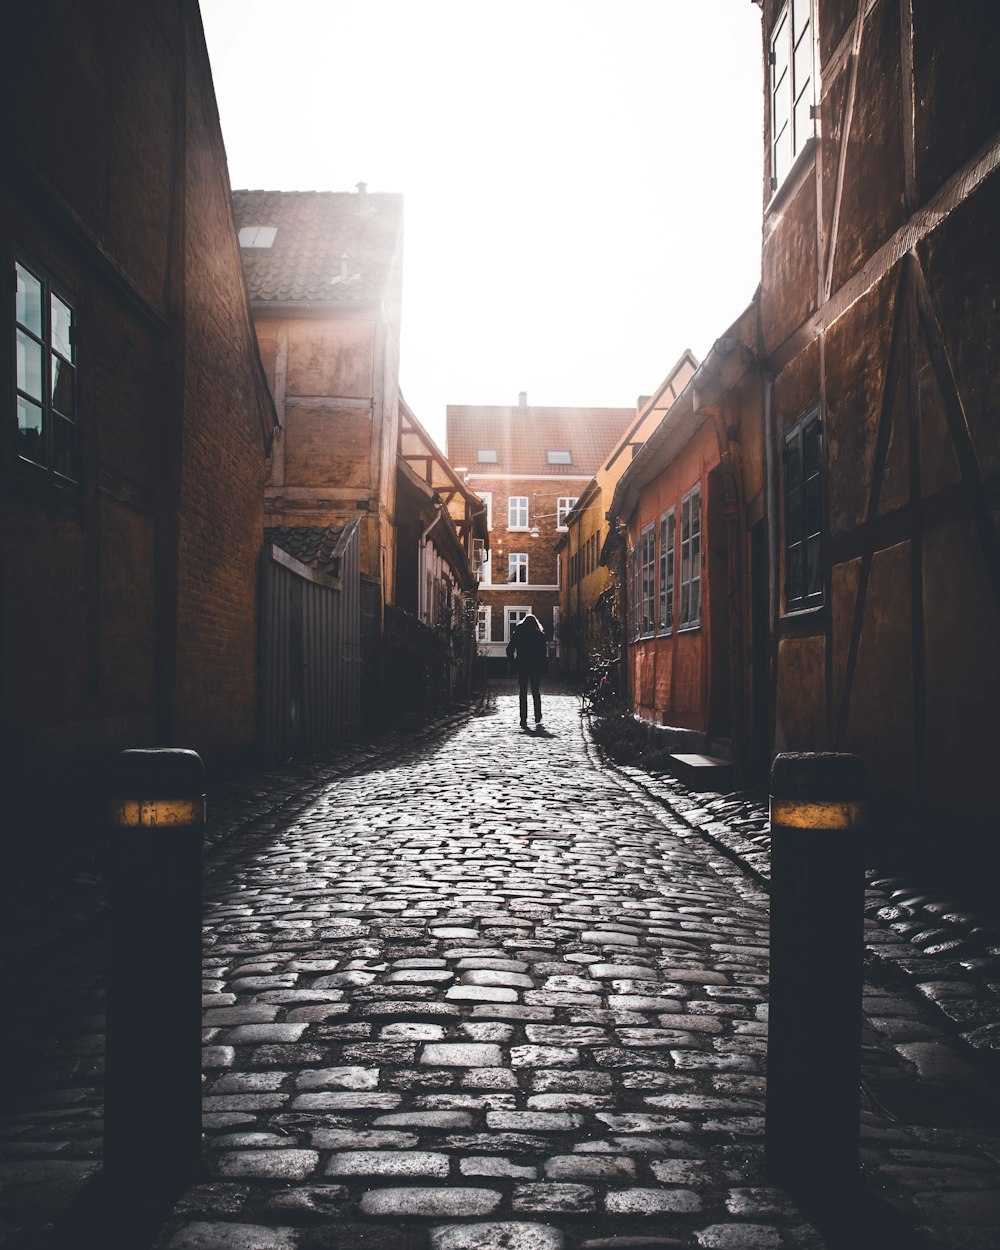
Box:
446;405;636;477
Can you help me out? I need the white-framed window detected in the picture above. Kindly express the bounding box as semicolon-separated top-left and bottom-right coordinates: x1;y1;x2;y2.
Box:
477;448;498;463
238;225;277;248
508;496;528;529
479;491;493;530
508;552;528;583
15;259;78;483
556;496;578;529
505;605;531;640
546;450;572;465
476;604;492;644
658;508;675;633
770;0;816;191
480;548;492;586
639;522;656;637
679;485;702;630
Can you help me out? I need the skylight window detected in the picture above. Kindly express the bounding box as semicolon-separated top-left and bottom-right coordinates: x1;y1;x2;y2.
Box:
547;450;572;464
477;449;498;463
238;226;277;248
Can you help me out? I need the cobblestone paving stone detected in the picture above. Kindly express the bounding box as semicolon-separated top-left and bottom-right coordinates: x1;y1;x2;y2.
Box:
3;687;1000;1249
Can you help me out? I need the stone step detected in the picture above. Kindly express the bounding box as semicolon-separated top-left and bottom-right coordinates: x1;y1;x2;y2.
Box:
669;753;735;793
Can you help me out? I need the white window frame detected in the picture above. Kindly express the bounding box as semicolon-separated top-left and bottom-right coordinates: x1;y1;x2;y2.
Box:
476;604;492;644
658;508;675;634
556;496;578;530
508;552;528;583
546;450;572;465
479;491;493;531
479;548;492;586
505;605;532;640
679;485;702;631
639;521;656;638
770;0;816;191
477;448;498;463
508;495;529;530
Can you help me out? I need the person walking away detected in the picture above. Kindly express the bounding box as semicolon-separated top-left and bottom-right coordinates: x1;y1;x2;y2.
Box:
506;613;548;730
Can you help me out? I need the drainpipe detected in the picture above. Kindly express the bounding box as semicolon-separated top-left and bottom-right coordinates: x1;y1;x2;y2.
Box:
419;503;444;624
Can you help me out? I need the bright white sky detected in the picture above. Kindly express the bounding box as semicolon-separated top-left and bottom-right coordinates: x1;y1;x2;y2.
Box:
200;0;764;451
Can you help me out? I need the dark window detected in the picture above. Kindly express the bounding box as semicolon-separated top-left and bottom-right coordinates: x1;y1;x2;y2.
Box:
14;260;78;483
783;408;823;611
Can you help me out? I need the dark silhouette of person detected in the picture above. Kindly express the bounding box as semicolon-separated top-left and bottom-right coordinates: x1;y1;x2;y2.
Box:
506;613;548;730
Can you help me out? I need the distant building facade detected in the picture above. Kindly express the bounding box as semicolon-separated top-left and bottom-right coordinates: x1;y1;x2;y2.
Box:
447;396;634;666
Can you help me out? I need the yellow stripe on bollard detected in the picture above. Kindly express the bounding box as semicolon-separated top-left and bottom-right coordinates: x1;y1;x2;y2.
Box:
111;798;205;828
770;798;865;830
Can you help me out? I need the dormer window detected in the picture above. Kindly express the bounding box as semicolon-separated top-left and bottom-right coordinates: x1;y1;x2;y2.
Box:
546;450;571;465
238;226;277;248
477;449;498;463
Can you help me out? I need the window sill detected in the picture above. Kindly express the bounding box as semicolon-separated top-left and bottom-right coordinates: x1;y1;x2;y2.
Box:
765;135;818;217
507;526;530;533
780;601;824;621
677;622;701;634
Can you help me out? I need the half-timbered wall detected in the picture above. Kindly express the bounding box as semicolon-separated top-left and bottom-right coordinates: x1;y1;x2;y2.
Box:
761;0;1000;872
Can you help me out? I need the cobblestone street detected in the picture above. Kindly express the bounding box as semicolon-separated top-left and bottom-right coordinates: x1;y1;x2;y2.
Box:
178;686;809;1250
3;686;1000;1250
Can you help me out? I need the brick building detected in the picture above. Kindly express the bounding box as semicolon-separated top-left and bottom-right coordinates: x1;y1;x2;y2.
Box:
2;0;276;806
447;396;634;666
233;186;404;602
606;312;764;779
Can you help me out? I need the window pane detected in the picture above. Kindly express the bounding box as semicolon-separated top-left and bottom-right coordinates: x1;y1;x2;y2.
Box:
773;121;792;186
803;418;821;474
792;0;810;46
786;436;802;489
772;10;790;83
53;415;78;481
690;574;701;625
17;330;43;401
806;535;822;598
17;396;45;464
52;357;75;416
51;294;74;361
805;476;822;538
16;263;43;335
787;542;803;604
690;493;700;538
793;81;814;152
787;484;803;536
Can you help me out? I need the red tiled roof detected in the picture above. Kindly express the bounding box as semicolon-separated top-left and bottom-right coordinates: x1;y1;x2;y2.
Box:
446;405;635;477
232;189;403;305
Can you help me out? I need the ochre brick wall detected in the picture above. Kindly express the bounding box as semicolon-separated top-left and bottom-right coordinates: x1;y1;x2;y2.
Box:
2;1;272;779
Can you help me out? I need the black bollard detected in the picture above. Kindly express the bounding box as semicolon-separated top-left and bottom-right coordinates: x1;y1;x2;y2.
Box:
104;748;204;1192
765;751;866;1200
